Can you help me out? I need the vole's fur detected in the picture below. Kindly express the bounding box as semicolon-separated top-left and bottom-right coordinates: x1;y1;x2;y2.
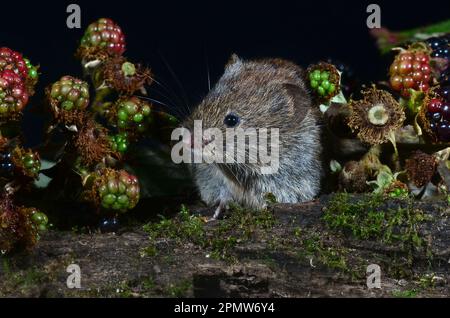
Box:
183;55;323;218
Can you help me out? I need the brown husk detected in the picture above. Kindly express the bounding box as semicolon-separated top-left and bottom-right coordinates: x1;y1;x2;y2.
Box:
348;87;405;145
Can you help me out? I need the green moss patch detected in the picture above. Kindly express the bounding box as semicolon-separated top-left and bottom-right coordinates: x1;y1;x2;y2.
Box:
142;204;276;261
323;193;427;249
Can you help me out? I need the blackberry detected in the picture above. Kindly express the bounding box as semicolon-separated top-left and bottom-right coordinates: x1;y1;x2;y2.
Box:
0;47;28;79
48;76;90;113
0;48;38;95
437;85;450;102
306;62;340;101
109;132;129;153
77;18;126;62
23;58;38;80
0;198;44;253
389;49;431;97
326;59;359;97
438;120;450;141
0;151;14;178
439;69;450;85
30;209;49;232
114;97;151;133
86;168;140;213
99;217;120;233
426;35;450;59
422;94;450;142
426;35;450;85
11;146;41;178
0;69;29;118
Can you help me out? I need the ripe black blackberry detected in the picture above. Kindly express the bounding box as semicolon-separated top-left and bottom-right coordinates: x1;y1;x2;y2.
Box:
427;35;450;85
0;151;14;178
326;58;360;97
427;35;450;59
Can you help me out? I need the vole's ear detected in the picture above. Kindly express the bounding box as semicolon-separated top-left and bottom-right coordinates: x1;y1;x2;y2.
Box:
282;83;313;122
224;54;243;74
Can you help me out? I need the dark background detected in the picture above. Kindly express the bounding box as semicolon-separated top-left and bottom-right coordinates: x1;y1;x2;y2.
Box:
1;0;449;146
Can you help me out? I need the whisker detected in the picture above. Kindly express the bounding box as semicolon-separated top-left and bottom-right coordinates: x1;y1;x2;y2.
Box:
204;47;211;92
157;50;192;115
146;86;188;118
134;95;185;121
150;76;185;107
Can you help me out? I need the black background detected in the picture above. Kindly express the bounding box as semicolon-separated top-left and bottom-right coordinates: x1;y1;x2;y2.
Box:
1;0;450;146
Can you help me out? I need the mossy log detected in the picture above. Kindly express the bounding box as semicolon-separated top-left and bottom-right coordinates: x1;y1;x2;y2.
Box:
0;194;449;297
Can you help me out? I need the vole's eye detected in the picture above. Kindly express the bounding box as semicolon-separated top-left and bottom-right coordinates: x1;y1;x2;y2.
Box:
224;113;240;127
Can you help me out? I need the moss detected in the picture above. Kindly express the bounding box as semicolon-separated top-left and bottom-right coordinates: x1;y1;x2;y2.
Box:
293;227;302;238
165;279;192;297
142;204;276;262
323;193;427;249
295;234;351;274
418;273;437;289
392;289;419;298
141;276;156;290
0;265;48;296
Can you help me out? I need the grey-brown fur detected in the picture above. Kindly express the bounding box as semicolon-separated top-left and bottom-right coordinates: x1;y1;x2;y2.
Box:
183;55;323;218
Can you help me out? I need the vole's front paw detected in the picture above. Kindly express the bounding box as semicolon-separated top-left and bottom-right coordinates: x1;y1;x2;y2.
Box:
211;201;228;220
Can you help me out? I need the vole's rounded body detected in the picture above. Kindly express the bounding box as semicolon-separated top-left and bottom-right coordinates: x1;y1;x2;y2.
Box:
184;55;322;218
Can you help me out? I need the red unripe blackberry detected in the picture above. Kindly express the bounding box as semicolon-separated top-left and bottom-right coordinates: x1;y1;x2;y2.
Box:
389;48;432;97
0;69;29;118
0;47;28;80
80;18;126;57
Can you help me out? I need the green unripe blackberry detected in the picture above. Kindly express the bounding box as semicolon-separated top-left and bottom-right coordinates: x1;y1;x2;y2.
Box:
11;146;41;179
109;132;129;154
47;76;89;117
30;209;49;232
113;97;151;133
86;168;140;213
307;62;340;101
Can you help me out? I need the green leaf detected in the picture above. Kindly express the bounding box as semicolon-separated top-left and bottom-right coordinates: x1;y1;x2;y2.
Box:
329;160;342;174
